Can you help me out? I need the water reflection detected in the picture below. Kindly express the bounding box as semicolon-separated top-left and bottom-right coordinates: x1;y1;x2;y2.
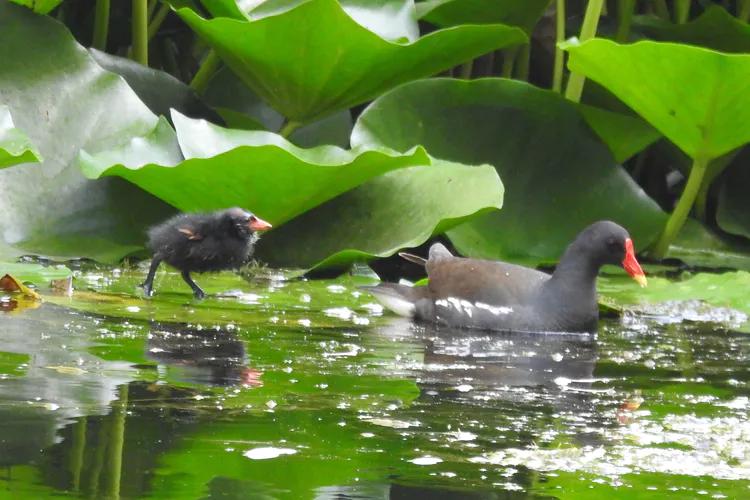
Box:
146;323;263;387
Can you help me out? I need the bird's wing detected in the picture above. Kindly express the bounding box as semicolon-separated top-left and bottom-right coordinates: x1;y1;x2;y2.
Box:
177;227;203;240
427;257;549;306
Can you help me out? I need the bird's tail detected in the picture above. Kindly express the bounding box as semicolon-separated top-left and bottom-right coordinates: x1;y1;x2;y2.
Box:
359;283;428;318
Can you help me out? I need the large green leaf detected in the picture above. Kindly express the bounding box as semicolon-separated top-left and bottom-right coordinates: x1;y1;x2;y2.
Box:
352;78;665;264
177;0;526;123
0;262;71;285
579;104;661;163
0;104;41;168
203;67;352;148
0;2;175;262
256;160;503;270
251;0;421;42
634;6;750;53
416;0;551;33
79;110;432;226
717;150;750;240
565;39;750;161
88;49;222;124
9;0;61;14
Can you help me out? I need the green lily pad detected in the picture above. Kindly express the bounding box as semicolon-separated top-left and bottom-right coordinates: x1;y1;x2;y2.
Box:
416;0;551;33
256;160;503;271
177;0;527;122
203;67;352;148
598;270;750;328
565;38;750;161
250;0;421;42
0;104;41;168
634;6;750;54
579;104;661;163
667;218;750;271
352;78;665;264
0;262;71;286
88;48;222;124
9;0;61;14
0;3;175;262
79;110;432;226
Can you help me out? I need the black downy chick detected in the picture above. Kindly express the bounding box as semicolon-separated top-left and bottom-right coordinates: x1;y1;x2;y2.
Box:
141;208;272;298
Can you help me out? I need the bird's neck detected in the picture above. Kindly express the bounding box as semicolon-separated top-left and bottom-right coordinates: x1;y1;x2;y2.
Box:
545;240;601;302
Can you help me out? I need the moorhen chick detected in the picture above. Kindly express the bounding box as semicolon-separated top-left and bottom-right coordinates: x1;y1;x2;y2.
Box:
365;221;647;333
141;208;272;298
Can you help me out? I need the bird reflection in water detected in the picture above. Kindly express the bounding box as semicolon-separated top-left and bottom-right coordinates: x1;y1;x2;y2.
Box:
146;323;263;388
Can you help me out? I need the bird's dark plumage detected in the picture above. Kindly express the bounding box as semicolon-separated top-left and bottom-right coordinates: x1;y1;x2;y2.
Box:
364;221;647;333
141;208;272;298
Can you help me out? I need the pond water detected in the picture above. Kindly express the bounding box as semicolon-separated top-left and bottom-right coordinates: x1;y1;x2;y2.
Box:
1;267;749;499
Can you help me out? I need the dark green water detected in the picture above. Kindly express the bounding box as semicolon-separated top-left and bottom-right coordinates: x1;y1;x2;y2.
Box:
1;268;749;499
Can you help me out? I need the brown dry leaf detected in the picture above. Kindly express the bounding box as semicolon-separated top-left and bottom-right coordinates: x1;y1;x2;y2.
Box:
0;274;41;300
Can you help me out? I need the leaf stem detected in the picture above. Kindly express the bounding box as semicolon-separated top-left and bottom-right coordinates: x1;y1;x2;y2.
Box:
92;0;110;50
616;0;635;42
515;43;530;81
552;0;566;92
654;0;670;20
564;0;604;103
279;120;301;138
674;0;690;23
132;0;148;65
500;46;519;78
189;50;221;94
147;3;170;40
652;156;709;259
740;0;750;22
459;60;473;79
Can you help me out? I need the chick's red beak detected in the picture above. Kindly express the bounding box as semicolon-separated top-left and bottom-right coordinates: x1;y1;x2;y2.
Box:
248;216;272;232
622;238;647;287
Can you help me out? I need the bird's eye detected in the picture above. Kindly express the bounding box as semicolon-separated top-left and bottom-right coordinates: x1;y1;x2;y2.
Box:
606;237;619;249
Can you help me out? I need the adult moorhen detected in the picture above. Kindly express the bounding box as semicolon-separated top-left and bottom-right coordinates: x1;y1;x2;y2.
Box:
141;208;272;299
364;220;647;333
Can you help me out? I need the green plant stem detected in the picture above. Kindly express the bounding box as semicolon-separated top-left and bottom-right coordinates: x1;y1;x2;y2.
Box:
675;0;690;23
92;0;110;50
552;0;566;92
654;0;670;19
147;3;169;40
132;0;148;65
147;0;157;18
500;46;519;78
459;60;473;79
740;0;750;22
616;0;635;42
69;417;86;492
189;50;221;93
652;156;709;259
564;0;604;103
515;43;530;81
279;120;302;137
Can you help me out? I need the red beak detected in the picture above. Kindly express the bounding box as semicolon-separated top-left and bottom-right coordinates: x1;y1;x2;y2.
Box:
622;238;647;287
248;215;272;232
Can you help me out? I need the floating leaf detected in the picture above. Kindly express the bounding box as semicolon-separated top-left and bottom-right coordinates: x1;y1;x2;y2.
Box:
352;78;665;264
0;104;41;168
177;0;526;122
0;274;40;300
256;160;503;271
0;262;72;285
0;3;175;262
79;110;433;226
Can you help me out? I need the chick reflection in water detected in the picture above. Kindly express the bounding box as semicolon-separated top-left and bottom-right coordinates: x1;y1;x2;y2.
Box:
146;323;262;387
